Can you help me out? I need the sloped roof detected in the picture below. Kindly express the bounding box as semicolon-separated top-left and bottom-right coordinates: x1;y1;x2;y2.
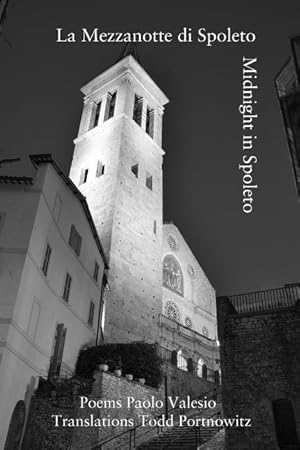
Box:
30;154;108;269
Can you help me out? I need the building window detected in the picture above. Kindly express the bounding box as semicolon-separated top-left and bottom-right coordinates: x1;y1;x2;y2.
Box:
62;273;72;303
96;160;105;177
41;244;52;276
27;299;40;341
94;101;102;127
146;107;154;138
153;220;157;235
133;94;143;126
89;101;102;130
4;401;26;450
53;194;62;222
104;91;116;121
88;301;95;326
93;261;99;282
177;350;188;372
146;172;153;190
163;255;184;295
49;323;67;379
131;163;138;178
69;225;82;256
79;168;89;185
197;358;207;378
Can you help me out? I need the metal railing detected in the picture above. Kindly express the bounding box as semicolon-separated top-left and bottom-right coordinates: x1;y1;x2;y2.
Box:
159;314;217;348
163;409;223;449
91;385;221;450
228;285;299;315
158;346;218;384
48;357;74;380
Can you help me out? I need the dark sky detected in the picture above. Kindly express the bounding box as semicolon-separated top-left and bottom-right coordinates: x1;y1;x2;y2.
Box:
1;0;300;296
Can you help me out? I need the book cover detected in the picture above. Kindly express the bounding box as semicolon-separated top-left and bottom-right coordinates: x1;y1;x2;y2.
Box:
0;1;299;449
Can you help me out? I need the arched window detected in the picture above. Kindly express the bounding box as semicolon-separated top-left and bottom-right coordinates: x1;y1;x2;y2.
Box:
187;357;194;373
197;358;208;378
163;255;183;295
4;400;26;449
177;350;188;371
171;350;177;366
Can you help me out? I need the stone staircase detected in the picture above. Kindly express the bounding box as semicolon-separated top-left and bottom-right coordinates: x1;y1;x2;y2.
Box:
137;401;222;449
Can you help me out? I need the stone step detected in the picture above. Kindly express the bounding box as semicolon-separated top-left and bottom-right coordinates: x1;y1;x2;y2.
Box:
138;426;218;449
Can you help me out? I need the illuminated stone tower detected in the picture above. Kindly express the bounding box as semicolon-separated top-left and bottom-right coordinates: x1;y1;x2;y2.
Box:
69;49;169;343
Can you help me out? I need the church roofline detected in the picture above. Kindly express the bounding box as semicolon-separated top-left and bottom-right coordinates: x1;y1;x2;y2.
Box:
29;153;109;269
81;55;169;107
163;222;215;294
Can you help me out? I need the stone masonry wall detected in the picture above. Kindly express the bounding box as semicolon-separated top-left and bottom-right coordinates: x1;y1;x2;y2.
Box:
22;370;164;450
163;363;216;400
22;363;219;449
217;297;300;449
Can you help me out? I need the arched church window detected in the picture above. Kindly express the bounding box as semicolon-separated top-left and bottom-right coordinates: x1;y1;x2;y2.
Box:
185;317;192;329
177;350;188;372
165;301;180;322
197;357;208;378
163;255;183;295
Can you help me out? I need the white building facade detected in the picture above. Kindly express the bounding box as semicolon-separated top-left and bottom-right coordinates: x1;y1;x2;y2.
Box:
0;155;107;448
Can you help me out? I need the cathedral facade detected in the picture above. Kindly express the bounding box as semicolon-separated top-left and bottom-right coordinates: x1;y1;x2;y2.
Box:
69;50;219;375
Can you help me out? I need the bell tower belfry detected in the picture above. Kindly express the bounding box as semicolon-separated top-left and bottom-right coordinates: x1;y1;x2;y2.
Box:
69;50;169;343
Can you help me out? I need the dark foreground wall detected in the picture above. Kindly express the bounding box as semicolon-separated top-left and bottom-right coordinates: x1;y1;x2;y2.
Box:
217;297;300;449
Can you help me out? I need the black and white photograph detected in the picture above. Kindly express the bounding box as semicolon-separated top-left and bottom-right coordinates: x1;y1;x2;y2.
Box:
0;1;299;449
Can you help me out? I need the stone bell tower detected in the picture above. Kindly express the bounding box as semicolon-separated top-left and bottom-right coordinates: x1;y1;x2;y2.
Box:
69;46;169;343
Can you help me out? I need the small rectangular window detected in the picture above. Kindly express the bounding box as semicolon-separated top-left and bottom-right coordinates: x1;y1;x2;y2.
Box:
27;299;40;341
104;91;116;121
42;244;52;276
133;94;143;126
131;163;138;178
154;220;157;235
146;107;154;138
79;168;89;185
49;323;67;378
88;301;95;326
93;262;99;282
62;273;72;303
96;161;105;178
146;172;153;191
69;225;82;256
